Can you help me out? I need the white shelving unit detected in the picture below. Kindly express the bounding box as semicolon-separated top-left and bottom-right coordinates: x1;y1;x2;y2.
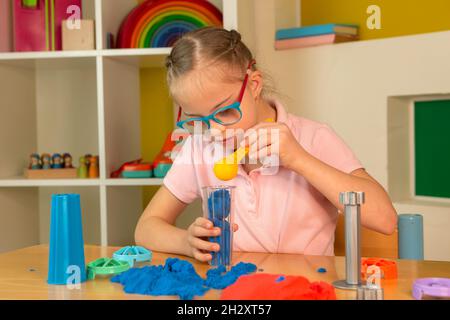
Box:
0;0;241;252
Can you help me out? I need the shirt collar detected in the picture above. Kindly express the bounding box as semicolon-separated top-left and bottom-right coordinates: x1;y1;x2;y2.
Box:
268;98;289;125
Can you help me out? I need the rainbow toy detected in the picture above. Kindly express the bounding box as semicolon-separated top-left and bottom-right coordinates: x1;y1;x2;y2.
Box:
117;0;222;48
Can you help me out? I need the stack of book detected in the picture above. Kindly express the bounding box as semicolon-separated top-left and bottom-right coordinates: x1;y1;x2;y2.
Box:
275;23;359;50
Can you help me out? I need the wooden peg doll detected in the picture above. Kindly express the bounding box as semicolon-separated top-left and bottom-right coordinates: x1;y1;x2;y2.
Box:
41;153;51;170
29;153;41;170
51;153;63;169
84;154;92;171
88;156;99;178
77;156;88;178
63;153;73;168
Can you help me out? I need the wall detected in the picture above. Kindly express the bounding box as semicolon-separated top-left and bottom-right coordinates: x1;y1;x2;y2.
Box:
140;67;172;208
301;0;450;40
0;62;38;252
246;0;450;261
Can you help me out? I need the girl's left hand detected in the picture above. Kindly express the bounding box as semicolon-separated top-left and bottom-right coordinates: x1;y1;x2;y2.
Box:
240;122;307;171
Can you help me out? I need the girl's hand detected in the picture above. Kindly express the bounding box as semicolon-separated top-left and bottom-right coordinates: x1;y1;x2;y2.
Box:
186;217;238;262
241;122;306;171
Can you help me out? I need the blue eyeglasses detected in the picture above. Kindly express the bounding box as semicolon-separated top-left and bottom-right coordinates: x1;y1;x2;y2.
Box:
176;60;255;133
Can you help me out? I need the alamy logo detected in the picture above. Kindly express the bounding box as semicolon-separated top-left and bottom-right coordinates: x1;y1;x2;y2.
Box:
66;5;81;30
367;5;382;30
66;265;81;290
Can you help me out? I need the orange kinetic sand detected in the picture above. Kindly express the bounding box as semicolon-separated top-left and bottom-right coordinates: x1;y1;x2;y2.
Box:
220;273;337;300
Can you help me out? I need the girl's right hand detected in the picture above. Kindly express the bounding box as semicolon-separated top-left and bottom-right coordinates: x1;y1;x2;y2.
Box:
186;217;238;262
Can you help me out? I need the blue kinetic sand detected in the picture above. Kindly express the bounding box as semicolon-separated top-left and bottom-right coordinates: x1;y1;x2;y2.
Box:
207;189;232;267
209;219;231;266
111;258;256;300
204;262;256;289
208;189;231;219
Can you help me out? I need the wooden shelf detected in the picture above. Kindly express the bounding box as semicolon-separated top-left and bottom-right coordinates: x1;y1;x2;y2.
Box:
105;178;164;186
0;50;98;61
101;48;171;68
101;48;172;57
0;177;164;187
0;177;101;187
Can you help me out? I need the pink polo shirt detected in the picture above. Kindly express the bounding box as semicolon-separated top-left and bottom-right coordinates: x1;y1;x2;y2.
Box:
163;100;363;256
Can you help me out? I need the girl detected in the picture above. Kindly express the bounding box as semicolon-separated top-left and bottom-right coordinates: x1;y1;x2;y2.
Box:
135;27;397;261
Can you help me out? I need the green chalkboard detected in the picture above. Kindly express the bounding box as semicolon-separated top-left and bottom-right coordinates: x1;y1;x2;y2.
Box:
415;100;450;198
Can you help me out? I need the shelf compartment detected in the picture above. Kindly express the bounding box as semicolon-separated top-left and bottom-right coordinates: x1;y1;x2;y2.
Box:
38;186;101;246
100;0;224;51
106;186;144;246
0;57;100;181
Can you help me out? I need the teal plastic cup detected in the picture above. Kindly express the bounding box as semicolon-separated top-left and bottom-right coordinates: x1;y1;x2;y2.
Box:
398;214;424;260
47;194;87;285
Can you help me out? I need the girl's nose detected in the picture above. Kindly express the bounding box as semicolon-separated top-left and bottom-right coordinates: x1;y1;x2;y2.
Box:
210;121;227;132
208;122;229;142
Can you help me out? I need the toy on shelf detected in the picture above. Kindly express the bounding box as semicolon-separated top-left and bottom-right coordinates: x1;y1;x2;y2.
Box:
84;153;92;168
110;132;186;179
111;159;141;178
29;153;41;170
62;19;95;51
75;154;99;179
88;156;99;178
111;159;152;178
25;152;77;179
77;156;88;178
63;153;73;168
153;133;179;178
41;153;51;169
13;0;83;52
116;0;222;48
24;152;97;179
51;153;63;169
87;257;130;280
122;161;152;178
113;246;152;267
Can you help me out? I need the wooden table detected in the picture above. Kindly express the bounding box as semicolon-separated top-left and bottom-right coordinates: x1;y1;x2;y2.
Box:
0;245;449;300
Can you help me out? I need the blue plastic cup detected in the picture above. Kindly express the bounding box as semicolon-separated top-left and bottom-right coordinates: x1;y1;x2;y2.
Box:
398;214;424;260
48;194;87;285
202;186;235;269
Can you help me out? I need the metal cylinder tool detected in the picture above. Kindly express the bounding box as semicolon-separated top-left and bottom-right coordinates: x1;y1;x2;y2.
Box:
333;191;365;290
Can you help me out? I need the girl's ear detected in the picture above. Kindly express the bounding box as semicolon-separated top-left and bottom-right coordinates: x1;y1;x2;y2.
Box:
249;70;263;100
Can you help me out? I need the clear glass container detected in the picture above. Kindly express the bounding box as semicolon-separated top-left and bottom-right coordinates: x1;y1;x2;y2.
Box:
201;186;235;269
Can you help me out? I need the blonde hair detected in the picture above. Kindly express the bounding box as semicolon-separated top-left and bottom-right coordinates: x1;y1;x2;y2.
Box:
165;27;276;100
